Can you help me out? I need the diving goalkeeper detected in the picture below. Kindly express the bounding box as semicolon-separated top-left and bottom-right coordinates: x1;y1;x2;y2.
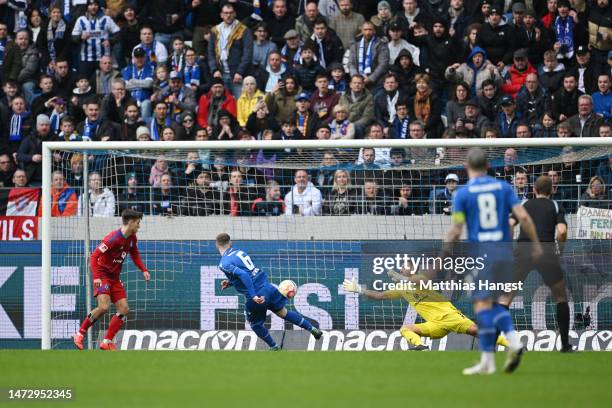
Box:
343;268;508;350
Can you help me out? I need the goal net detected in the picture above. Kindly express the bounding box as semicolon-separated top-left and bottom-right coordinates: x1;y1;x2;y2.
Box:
38;139;612;350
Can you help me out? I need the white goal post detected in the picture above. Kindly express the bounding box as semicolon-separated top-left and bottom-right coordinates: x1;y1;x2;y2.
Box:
40;138;612;350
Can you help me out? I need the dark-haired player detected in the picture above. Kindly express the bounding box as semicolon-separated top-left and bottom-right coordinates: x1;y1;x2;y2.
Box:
499;175;572;352
73;209;150;350
216;233;322;350
445;148;542;375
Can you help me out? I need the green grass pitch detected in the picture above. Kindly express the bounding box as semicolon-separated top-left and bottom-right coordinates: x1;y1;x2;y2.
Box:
1;350;611;408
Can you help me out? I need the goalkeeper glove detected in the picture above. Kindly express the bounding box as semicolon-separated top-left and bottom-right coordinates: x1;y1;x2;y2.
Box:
342;278;362;294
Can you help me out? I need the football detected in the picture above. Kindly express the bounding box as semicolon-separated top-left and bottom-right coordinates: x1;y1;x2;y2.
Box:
278;280;298;299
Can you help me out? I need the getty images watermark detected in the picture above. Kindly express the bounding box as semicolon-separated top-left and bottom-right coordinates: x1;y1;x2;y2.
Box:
370;254;524;293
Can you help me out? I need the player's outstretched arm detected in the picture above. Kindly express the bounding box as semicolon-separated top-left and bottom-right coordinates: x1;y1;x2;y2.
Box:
512;204;543;258
342;278;402;300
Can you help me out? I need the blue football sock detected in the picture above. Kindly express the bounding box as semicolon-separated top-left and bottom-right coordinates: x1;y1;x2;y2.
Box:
284;310;313;331
492;302;514;334
476;308;496;353
251;322;276;348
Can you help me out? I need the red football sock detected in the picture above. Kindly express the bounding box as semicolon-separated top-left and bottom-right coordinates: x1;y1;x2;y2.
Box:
104;313;126;341
79;313;97;335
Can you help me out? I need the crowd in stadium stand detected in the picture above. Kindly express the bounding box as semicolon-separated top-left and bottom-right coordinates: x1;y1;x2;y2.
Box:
0;0;610;217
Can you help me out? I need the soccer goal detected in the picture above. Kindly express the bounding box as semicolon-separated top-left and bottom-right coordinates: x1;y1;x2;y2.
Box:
40;138;612;350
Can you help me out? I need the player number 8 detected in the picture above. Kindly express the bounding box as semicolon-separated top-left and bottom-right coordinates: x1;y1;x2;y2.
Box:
477;193;498;229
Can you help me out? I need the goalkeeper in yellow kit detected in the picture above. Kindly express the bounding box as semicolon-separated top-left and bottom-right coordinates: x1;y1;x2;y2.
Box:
343;268;508;350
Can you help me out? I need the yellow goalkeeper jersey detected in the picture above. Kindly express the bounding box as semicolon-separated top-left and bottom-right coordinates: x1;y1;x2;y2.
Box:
388;288;465;323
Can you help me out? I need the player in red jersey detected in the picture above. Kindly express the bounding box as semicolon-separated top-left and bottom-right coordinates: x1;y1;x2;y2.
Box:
73;209;150;350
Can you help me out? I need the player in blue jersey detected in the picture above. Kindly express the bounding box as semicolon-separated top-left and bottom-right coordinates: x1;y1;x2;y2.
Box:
444;148;543;375
215;233;323;350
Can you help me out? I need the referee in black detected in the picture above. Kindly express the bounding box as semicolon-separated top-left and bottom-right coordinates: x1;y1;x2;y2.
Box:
499;175;573;352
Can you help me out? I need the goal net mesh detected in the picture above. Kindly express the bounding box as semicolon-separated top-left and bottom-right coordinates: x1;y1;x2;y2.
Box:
40;142;612;349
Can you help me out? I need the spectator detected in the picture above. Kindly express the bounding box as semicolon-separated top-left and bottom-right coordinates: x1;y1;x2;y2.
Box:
597;154;612;185
252;180;285;216
553;0;577;62
410;18;455;89
78;171;116;217
123;47;155;122
387;23;421;68
540;49;567;95
51;170;78;217
516;123;532;138
0;154;14;187
2;29;39;104
358;179;388;215
330;0;365;50
599;123;611;137
445;46;502;97
389;99;411;139
580;176;609;209
324;169;358;215
237;76;265;127
284;169;323;216
181;171;224;216
390;184;419;215
446;82;470;127
31;75;56;118
375;73;407;131
149;155;171;187
76;100;118;141
118;172;148;215
310;74;340;124
224;169;253;216
296;1;326;42
513;167;531;200
592;74;612;121
310;17;344;69
329;104;355;139
516;73;548;126
395;0;432;34
501;48;537;99
16;114;50;185
516;7;553;67
291;92;320;139
456;98;490;137
208;3;253;98
252;22;278;69
430;173;459;215
116;5;141;69
293;41;326;92
176;111;200;141
547;168;568;204
587;0;612;70
151;173;179;216
477;79;501;123
253;51;287;94
556;121;574;137
182;47;210;95
567;95;605;138
43;5;70;72
93;56;121;96
212;109;241;140
280;29;304;68
477;7;515;69
570;45;598;95
534;112;558;138
101;79;135;125
409;74;443;138
4;96;33;154
189;0;221;58
155;71;197;122
347;21;390;90
168;37;187;74
12;169;29;188
497;95;521;138
133;26;168;67
265;74;300;125
71;0;119;78
267;0;296;48
550;72;583;122
196;78;238;131
339;74;375;137
371;1;394;39
246;100;280;139
65;154;84;191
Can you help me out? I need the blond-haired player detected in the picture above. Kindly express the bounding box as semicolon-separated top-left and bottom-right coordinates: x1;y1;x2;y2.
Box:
343;268;508;350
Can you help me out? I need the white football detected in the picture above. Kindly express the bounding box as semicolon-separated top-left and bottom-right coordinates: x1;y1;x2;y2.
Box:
278;280;297;299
